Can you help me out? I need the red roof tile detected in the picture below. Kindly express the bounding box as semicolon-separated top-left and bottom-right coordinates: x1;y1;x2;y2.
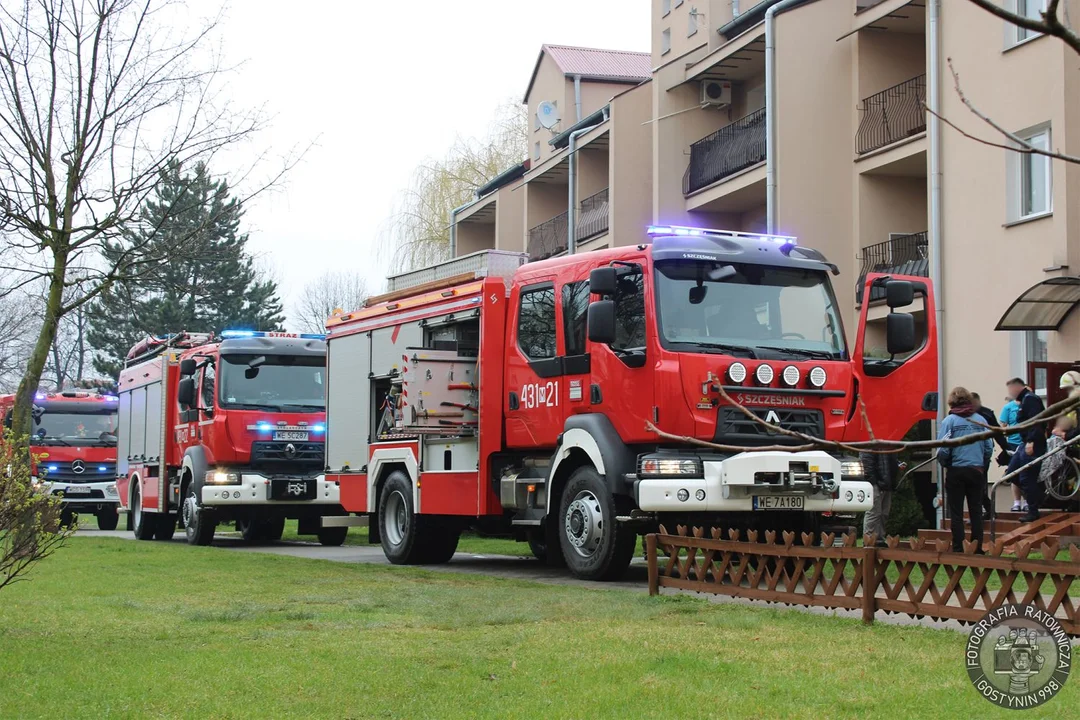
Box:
525;44;651;102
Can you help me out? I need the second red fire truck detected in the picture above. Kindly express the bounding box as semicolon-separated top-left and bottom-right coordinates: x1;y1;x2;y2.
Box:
116;330;350;546
321;226;938;581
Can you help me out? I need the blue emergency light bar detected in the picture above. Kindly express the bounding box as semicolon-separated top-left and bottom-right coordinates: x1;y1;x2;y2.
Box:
646;225;797;246
221;330;326;341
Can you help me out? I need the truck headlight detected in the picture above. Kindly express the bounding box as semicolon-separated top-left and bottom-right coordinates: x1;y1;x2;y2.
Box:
206;470;241;485
841;459;864;478
638;455;703;478
105;483;118;497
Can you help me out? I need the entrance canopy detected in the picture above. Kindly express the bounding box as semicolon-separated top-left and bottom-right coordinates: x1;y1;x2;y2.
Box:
996;277;1080;331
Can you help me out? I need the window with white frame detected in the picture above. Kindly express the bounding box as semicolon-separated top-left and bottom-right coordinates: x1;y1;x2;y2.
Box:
662;0;671;16
533;141;541;162
675;0;684;7
688;7;698;36
1007;123;1052;222
1010;0;1047;45
1026;330;1049;401
661;28;671;54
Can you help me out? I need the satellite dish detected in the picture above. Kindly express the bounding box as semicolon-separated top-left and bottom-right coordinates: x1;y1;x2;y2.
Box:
537;101;560;130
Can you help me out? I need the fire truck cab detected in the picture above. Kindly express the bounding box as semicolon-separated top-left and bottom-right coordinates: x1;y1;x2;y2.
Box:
1;390;121;529
325;227;937;580
117;330;349;546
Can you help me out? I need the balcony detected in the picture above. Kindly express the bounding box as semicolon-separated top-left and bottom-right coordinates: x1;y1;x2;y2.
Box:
683;107;767;195
527;188;610;261
856;231;928;304
856;75;926;155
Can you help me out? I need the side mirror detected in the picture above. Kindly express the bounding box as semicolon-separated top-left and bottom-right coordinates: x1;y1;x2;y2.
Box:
885;280;914;309
886;312;917;356
179;358;197;377
589;267;617;296
177;377;196;409
588;299;617;344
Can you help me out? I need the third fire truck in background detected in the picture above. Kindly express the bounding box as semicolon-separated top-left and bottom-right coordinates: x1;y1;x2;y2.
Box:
321;226;938;581
116;330;350;546
1;390;120;529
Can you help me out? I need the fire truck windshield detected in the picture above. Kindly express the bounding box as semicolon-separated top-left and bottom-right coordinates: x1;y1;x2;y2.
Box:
654;260;846;360
33;411;118;446
218;354;325;411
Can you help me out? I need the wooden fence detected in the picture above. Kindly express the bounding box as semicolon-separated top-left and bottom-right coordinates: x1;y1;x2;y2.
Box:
646;526;1080;636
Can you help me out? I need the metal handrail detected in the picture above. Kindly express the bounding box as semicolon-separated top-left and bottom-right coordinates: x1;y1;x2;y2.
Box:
855;74;926;154
855;231;928;304
683;107;767;195
987;434;1080;542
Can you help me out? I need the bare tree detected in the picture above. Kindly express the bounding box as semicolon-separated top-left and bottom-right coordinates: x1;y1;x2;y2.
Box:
942;1;1080;163
0;0;292;439
381;99;527;273
294;270;371;334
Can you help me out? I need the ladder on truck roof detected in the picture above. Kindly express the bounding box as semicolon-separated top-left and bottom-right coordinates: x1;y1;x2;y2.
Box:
123;332;215;367
385;249;528;295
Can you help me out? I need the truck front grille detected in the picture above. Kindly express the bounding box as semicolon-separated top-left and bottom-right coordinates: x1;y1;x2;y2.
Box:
249;441;324;475
40;461;116;483
714;407;824;447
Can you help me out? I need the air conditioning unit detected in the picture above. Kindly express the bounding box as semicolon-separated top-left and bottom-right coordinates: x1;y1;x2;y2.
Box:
700;80;732;108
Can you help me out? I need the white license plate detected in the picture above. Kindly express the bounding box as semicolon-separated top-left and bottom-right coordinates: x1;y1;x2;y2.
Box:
753;495;805;511
274;431;309;442
62;486;91;495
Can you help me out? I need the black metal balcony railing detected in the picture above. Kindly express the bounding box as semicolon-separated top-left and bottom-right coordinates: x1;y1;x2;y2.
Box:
683;107;767;195
527;187;611;261
856;74;926;155
576;188;609;242
856;231;929;304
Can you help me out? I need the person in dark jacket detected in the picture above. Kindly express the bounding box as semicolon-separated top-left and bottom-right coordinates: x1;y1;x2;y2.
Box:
859;450;902;545
1005;378;1047;523
938;387;995;552
972;392;1011;519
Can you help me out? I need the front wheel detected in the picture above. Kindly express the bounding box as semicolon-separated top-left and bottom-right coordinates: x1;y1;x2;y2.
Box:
96;510;119;531
558;467;636;581
132;485;156;541
378;472;425;564
317;526;348;547
182;487;216;546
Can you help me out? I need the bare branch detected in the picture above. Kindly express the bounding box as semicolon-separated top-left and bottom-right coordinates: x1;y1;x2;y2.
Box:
964;0;1080;57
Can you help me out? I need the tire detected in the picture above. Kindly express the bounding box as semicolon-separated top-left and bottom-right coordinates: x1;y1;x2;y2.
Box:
421;525;460;564
557;466;636;581
317;526;348;547
132;485;156;541
378;471;425;564
1047;460;1080;502
238;514;268;544
59;508;77;530
263;516;285;542
154;515;177;541
182;485;216;546
527;524;566;567
96;510;119;531
527;528;548;562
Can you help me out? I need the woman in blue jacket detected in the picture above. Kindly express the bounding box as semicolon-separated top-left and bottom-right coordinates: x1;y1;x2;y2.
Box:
937;387;994;552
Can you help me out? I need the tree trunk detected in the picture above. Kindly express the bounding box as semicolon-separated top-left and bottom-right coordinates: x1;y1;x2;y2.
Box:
11;253;68;444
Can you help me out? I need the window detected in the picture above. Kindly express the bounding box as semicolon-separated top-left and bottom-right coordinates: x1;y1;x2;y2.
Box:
562;281;590;356
612;268;646;352
200;362;216;408
533;141;541;161
1012;0;1046;44
661;28;671;55
1008;124;1052;221
218;355;325;410
518;285;557;360
675;0;684;6
688;7;698;36
662;0;671;16
1026;330;1049;399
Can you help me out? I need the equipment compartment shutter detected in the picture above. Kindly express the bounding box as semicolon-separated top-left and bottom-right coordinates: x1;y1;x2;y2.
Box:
144;380;163;462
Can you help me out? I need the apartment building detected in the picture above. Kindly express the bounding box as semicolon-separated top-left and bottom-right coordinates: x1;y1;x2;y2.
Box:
450;0;1080;409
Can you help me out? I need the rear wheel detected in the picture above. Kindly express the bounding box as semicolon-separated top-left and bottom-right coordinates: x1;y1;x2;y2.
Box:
182;487;216;546
378;472;425;564
96;510;119;531
132;485;156;541
1047;459;1080;502
154;515;176;541
421;525;460;564
558;467;635;581
238;514;281;543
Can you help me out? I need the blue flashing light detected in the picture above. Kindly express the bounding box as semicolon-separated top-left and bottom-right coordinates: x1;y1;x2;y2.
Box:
256;421;274;433
312;423;326;433
98;466;108;472
221;330;326;341
222;329;256;338
35;392;46;400
647;224;798;246
47;465;58;472
103;395;119;402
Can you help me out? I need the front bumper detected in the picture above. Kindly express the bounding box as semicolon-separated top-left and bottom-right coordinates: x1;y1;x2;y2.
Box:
34;477;120;507
633;451;873;514
201;473;341;506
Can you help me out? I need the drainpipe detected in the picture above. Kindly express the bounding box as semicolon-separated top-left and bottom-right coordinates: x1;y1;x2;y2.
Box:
928;0;945;528
574;75;583;123
567;107;610;255
765;0;804;234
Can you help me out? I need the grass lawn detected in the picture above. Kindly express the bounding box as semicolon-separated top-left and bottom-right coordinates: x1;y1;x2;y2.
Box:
2;539;1075;719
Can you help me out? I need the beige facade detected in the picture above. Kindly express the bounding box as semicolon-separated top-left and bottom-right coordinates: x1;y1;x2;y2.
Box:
452;0;1080;412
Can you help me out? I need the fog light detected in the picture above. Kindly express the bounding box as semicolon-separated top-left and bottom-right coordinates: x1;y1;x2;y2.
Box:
105;484;118;497
695;489;706;501
677;488;690;502
233;491;241;499
857;490;866;503
845;490;853;502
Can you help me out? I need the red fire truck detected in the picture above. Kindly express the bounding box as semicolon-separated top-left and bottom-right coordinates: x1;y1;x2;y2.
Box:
116;330;350;546
1;390;121;529
323;227;938;580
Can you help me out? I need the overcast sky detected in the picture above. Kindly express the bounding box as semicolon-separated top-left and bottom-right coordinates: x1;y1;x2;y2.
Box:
195;0;649;325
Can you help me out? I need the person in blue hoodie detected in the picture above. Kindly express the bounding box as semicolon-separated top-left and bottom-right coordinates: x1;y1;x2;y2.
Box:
937;387;994;552
999;396;1026;511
